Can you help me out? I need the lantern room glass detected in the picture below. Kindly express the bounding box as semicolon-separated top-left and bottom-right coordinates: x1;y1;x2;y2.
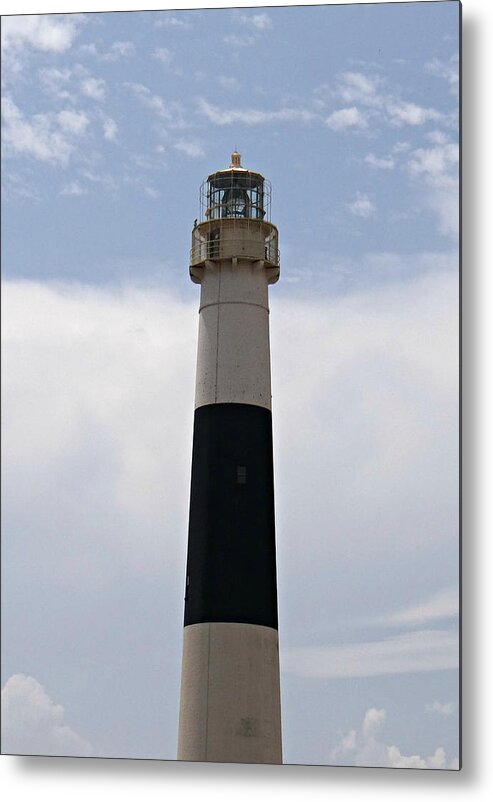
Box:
200;171;271;223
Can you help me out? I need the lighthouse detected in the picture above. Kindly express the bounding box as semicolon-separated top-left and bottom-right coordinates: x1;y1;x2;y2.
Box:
177;152;282;764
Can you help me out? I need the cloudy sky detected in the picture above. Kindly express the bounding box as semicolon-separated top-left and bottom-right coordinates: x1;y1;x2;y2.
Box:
1;1;459;768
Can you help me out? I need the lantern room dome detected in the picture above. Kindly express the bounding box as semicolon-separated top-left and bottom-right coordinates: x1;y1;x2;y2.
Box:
207;151;263;181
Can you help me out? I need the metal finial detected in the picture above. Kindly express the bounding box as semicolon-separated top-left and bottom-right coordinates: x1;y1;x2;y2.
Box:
231;151;241;167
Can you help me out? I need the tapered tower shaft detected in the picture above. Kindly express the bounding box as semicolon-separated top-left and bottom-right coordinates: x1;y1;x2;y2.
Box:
178;153;282;764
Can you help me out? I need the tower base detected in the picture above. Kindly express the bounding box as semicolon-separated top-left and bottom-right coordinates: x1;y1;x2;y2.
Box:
177;622;282;764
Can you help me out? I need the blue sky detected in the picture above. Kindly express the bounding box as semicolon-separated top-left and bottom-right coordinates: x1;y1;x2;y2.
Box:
2;2;459;768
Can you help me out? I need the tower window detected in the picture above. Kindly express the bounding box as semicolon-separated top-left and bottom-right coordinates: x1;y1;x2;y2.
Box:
236;466;247;485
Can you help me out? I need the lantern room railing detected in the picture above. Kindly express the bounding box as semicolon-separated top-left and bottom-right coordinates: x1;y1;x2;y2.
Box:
190;221;279;267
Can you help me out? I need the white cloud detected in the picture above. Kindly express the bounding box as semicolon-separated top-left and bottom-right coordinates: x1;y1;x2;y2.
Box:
155;14;191;29
364;152;395;170
2;280;197;579
409;143;459;182
426;700;455;716
79;42;98;57
101;40;135;61
223;34;256;47
124;84;186;129
269;258;458;576
331;707;458;769
198;98;316;126
239;13;272;31
81;76;106;101
387;744;449;769
77;40;135;61
102;116;118;142
376;587;459;628
268;263;459;622
333;72;444;128
153;47;174;66
1;14;82;55
392;140;411;153
1;674;94;757
408;143;459;239
60;181;87;196
425;130;450;145
283;629;458;679
428;187;459;239
1;95;83;164
325;106;368;131
173;140;204;159
38;67;73;101
337;71;381;107
80;168;117;193
346;191;376;218
334;72;449;135
217;75;240;92
387;101;443;126
2;172;40;201
57;109;89;135
425;55;459;97
124;82;171;120
317;71;380;114
318;69;453;145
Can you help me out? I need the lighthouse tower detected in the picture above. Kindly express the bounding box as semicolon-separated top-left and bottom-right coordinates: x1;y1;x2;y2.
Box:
177;152;282;764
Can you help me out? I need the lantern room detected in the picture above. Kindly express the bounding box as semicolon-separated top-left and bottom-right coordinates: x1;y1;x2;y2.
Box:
190;152;280;279
204;151;269;221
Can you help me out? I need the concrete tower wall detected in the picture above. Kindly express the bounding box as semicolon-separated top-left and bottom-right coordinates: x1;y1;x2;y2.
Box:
194;261;272;410
178;623;281;764
178;156;282;765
